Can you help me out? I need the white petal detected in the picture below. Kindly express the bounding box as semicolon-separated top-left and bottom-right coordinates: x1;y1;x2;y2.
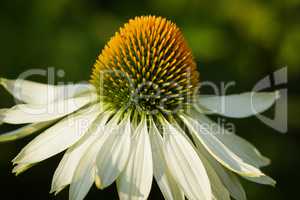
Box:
149;118;184;200
195;140;246;200
181;114;264;177
12;163;35;175
0;120;55;142
0;78;95;104
162;121;211;200
69;111;122;200
51;112;112;194
117;117;153;200
69;140;99;200
13;104;101;164
51;145;91;195
197;92;279;118
212;161;246;200
1;94;97;124
0;109;8;124
196;149;230;200
188;113;275;187
243;175;276;186
191;113;270;167
95;115;131;189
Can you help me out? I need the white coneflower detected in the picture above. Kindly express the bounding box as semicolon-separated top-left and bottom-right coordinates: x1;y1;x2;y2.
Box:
0;16;278;200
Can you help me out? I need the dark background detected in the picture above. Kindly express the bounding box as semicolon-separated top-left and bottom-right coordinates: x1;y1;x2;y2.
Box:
0;0;299;199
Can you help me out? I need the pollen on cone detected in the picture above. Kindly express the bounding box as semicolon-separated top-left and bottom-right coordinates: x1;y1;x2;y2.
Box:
91;15;199;113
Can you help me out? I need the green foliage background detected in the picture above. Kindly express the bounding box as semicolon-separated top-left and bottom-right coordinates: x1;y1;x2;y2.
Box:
0;0;299;199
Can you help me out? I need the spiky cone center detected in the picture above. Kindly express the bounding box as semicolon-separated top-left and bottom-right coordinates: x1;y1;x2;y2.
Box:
91;16;199;115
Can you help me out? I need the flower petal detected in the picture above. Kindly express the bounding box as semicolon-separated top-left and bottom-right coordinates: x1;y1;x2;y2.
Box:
0;78;95;104
196;150;231;200
197;92;279;118
181;114;264;177
195;140;247;200
1;94;97;124
149;118;184;200
191;114;276;187
243;175;276;186
211;161;246;200
50;111;112;194
95;115;131;189
0;120;55;142
117;117;153;200
13;104;101;164
191;113;270;167
12;163;35;175
0;109;8;124
69;140;100;200
69;111;122;200
162;121;212;200
51;141;93;195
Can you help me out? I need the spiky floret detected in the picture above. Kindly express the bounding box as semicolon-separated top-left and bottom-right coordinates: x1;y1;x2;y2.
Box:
91;16;199;114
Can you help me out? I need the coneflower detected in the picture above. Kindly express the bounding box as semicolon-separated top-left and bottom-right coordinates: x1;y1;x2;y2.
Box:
0;16;278;200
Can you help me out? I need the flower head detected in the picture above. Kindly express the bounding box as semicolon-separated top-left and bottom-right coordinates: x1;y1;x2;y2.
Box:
91;16;199;114
0;16;279;200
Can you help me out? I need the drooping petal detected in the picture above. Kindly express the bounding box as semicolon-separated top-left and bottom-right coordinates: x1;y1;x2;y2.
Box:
197;92;279;118
51;138;95;195
0;78;95;104
181;114;264;177
191;112;270;167
0;120;55;142
69;111;122;200
69;139;100;200
13;104;101;164
0;109;8;124
12;163;35;175
51;112;112;194
211;161;246;200
149;118;184;200
187;112;275;187
195;136;247;200
243;175;276;186
1;94;97;124
196;149;231;200
117;117;153;200
162;120;212;200
95;114;131;189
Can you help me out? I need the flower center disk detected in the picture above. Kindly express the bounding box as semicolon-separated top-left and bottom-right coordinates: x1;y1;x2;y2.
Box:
91;16;199;114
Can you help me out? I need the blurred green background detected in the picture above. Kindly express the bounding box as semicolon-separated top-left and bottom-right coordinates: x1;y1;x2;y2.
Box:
0;0;299;199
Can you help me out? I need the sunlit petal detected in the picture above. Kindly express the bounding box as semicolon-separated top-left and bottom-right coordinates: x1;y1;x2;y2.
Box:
149;118;184;200
197;92;279;118
1;94;97;124
0;120;55;142
181;114;264;177
117;117;153;200
0;78;95;104
13;104;101;164
95;114;131;189
162;120;211;200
